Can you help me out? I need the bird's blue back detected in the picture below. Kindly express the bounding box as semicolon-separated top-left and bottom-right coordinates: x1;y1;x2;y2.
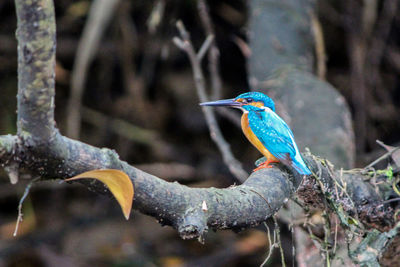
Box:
247;109;311;175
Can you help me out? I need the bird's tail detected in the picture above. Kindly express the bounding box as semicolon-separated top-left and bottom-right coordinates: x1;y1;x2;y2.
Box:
292;157;311;175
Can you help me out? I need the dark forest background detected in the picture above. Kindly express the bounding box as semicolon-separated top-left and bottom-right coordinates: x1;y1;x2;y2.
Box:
0;0;399;266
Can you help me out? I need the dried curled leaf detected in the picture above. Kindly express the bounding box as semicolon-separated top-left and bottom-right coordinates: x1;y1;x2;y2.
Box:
65;169;134;220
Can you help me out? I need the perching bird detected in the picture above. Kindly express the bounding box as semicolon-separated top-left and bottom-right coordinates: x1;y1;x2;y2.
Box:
200;92;311;175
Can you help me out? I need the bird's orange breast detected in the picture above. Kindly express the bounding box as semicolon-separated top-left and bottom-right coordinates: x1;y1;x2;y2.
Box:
241;113;277;161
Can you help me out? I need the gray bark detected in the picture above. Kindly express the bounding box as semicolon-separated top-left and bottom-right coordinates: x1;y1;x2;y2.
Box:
0;1;396;264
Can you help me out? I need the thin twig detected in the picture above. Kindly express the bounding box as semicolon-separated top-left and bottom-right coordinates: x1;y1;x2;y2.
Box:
14;177;40;237
274;216;286;267
365;146;400;169
333;216;338;255
197;35;214;61
382;197;400;204
260;222;276;267
392;177;400;197
327;163;357;214
197;0;222;100
322;211;331;266
173;20;248;182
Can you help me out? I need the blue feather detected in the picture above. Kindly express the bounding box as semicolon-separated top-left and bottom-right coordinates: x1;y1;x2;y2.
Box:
235;92;275;111
248;109;311;175
200;91;311;175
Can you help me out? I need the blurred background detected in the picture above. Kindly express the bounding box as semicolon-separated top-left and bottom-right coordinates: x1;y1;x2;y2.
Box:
0;0;399;266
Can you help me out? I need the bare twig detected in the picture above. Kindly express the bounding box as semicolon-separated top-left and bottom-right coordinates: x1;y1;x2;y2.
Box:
67;0;120;139
382;198;400;204
333;216;338;255
173;20;248;182
197;35;214;61
365;146;400;169
14;177;40;237
197;0;222;100
260;221;277;267
322;211;331;266
274;216;286;267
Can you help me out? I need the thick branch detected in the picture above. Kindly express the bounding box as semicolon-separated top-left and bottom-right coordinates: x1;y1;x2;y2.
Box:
9;133;302;239
15;0;57;143
299;157;393;231
2;0;394;249
4;133;393;240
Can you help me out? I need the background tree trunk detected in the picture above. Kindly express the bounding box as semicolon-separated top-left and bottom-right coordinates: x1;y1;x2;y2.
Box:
249;0;355;169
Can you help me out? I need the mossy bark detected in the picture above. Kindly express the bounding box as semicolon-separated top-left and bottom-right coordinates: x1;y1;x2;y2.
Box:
15;0;57;144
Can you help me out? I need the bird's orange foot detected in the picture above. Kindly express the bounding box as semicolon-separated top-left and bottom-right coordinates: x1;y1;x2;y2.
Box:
252;160;279;172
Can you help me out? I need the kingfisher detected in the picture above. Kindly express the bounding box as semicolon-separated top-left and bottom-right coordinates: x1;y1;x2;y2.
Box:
200;92;311;175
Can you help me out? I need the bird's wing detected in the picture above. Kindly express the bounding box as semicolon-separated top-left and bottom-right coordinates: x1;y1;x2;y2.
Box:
248;110;297;162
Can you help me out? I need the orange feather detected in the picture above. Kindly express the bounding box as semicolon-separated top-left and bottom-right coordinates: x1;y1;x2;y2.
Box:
241;113;277;162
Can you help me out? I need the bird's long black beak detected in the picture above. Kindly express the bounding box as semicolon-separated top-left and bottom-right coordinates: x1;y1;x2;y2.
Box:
199;98;241;107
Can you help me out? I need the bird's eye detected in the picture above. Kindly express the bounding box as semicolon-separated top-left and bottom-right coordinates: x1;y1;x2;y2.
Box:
246;98;253;103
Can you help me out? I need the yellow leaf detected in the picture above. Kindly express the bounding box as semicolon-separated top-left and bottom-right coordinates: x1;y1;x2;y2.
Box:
65;169;134;220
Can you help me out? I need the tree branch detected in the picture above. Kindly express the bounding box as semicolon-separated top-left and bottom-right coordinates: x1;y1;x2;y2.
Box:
2;129;394;240
15;0;57;143
1;2;395;258
173;20;248;182
5;0;301;237
6;132;304;240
